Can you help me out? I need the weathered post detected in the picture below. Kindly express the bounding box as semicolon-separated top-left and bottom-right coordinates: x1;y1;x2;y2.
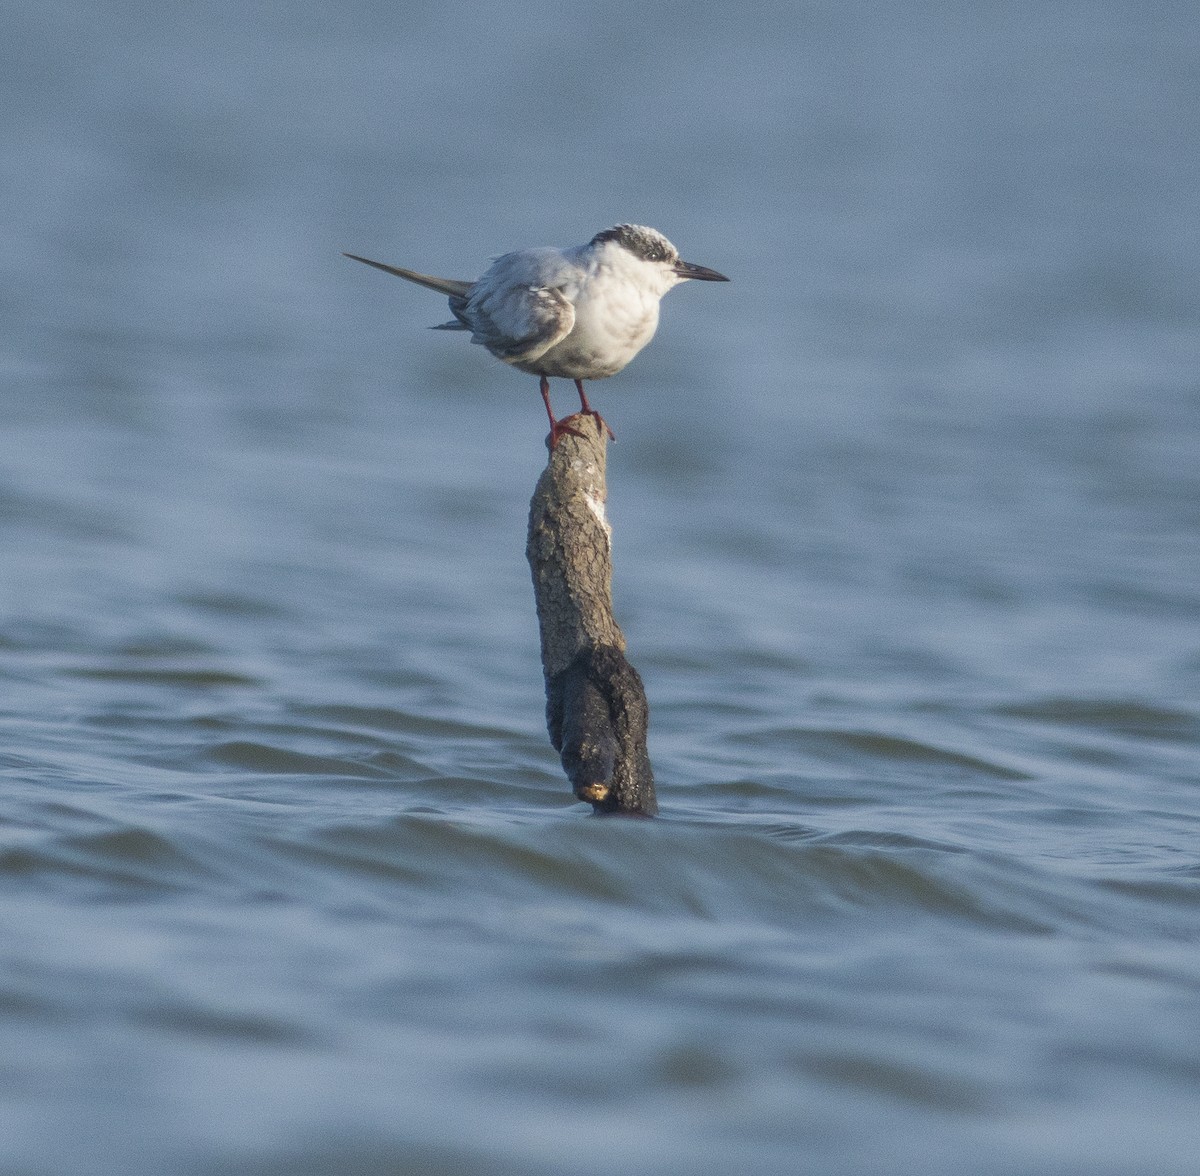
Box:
526;416;657;816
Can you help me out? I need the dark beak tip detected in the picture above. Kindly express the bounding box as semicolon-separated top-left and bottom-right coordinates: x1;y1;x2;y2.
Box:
676;261;730;282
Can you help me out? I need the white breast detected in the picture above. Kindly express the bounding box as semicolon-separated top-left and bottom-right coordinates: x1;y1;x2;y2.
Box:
520;266;662;380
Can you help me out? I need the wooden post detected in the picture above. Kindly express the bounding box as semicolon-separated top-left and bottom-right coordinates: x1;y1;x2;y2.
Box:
526;416;657;816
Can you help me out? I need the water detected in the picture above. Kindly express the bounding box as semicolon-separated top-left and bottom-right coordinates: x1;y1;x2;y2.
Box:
3;1;1199;1173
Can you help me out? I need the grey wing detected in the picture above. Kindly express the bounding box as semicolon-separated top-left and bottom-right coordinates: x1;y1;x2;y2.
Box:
459;247;580;363
463;283;575;363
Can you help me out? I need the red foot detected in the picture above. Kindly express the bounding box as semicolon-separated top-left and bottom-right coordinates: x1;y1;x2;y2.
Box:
560;410;616;442
541;376;615;448
548;417;586;449
573;380;616;441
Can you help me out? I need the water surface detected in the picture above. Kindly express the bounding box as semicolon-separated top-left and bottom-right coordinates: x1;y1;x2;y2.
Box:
3;2;1199;1173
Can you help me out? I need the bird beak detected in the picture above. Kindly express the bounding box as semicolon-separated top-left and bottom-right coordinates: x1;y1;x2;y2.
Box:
673;259;729;282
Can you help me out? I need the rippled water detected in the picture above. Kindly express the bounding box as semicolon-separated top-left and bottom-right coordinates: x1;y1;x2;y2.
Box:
3;1;1199;1173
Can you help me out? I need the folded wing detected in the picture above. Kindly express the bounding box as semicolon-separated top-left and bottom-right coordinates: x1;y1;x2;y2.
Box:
464;283;575;364
345;246;579;364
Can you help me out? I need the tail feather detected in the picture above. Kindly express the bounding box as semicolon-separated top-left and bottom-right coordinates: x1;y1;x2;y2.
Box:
343;253;473;298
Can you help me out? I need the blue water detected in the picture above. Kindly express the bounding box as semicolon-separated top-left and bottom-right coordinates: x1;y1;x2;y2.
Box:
3;2;1199;1173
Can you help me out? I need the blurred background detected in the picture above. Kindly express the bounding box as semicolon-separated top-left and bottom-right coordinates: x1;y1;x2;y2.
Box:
2;2;1198;1173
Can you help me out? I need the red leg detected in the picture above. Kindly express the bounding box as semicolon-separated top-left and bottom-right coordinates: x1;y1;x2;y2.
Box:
573;379;616;440
540;376;583;449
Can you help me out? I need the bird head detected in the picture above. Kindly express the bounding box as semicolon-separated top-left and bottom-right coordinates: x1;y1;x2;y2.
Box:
588;225;729;293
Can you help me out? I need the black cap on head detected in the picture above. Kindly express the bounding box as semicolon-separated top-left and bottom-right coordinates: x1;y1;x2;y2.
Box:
590;224;678;265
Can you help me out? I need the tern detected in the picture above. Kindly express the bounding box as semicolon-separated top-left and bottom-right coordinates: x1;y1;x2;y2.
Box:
345;224;728;446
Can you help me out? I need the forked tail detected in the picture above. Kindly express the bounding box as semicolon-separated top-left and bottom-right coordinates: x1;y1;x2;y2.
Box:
342;253;473;298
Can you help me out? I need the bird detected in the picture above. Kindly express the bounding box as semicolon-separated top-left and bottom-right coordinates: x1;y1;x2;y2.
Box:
344;224;728;446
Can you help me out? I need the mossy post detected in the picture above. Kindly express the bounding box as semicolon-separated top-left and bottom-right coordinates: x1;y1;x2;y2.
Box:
526;415;657;816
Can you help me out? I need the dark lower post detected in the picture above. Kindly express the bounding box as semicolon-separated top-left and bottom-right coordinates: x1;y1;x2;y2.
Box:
526;415;656;816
